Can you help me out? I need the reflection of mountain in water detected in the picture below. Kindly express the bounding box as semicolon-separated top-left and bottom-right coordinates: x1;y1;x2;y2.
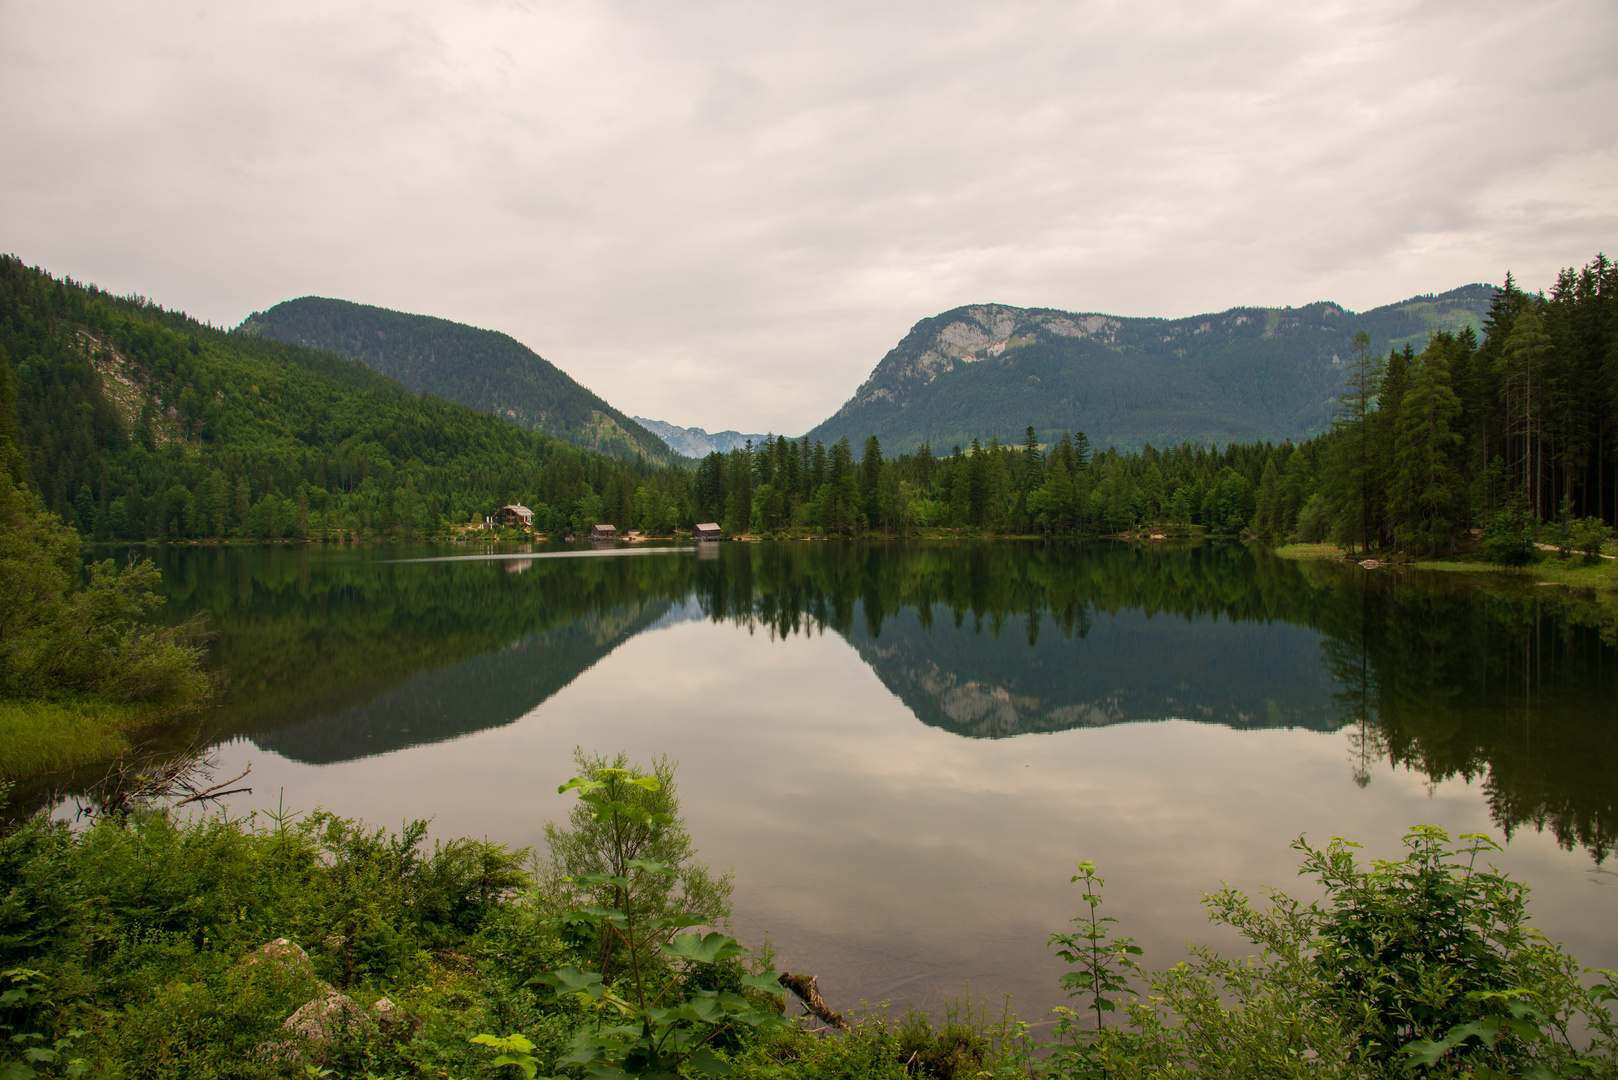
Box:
847;605;1341;738
253;600;672;764
138;540;1616;861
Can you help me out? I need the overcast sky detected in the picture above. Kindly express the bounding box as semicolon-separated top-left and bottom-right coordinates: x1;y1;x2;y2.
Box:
3;1;1615;435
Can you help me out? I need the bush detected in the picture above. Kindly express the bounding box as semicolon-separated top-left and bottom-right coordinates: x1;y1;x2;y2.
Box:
1484;511;1537;566
1049;828;1618;1079
0;471;208;709
1570;516;1612;562
1290;493;1331;544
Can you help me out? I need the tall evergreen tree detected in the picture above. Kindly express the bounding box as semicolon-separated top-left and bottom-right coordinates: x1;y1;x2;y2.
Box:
1500;304;1555;518
1388;348;1464;554
1322;332;1382;553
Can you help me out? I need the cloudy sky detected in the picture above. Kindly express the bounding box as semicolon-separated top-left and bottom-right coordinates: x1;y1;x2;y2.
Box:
3;1;1615;435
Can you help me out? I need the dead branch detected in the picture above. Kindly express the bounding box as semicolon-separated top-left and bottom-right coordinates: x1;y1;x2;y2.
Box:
777;972;848;1031
85;743;251;817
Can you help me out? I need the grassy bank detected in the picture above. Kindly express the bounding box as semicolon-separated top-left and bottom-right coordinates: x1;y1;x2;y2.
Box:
0;695;183;778
1409;553;1618;589
1275;540;1618;590
1271;542;1344;560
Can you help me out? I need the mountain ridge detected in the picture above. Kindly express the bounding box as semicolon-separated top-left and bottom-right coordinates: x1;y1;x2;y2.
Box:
631;417;774;458
239;296;672;461
806;284;1494;453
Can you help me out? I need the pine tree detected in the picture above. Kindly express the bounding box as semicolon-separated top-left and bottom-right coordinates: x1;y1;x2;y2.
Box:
1500;304;1555;518
1321;332;1383;553
1388;349;1464;554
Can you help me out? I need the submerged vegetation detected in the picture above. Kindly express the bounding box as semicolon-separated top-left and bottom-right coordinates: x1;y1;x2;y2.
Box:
1;755;1614;1079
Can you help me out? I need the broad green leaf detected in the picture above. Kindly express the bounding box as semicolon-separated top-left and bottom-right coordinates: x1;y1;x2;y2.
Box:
740;972;787;995
671;997;724;1024
625;858;675;876
559;778;606;795
664;932;747;965
688;1048;734;1077
534;967;606;998
491;1054;540;1080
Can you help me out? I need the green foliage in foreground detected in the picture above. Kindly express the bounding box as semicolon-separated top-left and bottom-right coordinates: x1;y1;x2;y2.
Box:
0;441;210;776
3;759;1615;1079
1046;828;1618;1079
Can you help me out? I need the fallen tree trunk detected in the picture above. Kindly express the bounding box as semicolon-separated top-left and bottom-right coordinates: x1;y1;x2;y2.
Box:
777;972;849;1030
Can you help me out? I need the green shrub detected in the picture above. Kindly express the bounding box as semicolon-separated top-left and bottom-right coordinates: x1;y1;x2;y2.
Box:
1570;517;1612;562
1484;512;1537;566
1050;828;1618;1079
0;471;208;710
896;1011;988;1080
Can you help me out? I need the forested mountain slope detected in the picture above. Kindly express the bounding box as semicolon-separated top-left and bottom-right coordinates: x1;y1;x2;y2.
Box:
240;296;670;461
807;286;1494;453
0;256;688;541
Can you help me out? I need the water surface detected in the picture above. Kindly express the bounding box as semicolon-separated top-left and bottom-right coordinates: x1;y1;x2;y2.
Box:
143;540;1618;1018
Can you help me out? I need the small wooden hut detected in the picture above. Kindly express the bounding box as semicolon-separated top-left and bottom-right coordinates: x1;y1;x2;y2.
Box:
694;522;722;541
496;504;534;529
590;523;618;540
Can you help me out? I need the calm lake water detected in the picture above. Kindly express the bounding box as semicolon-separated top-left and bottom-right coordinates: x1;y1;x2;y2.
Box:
132;540;1618;1020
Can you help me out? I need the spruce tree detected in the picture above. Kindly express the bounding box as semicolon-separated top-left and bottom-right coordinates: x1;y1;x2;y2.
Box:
1322;332;1382;553
1389;349;1464;554
1500;305;1555;518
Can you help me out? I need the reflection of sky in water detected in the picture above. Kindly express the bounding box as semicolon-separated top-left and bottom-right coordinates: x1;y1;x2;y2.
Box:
209;606;1618;1020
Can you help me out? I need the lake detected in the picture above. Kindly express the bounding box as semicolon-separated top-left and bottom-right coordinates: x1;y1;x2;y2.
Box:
125;539;1618;1021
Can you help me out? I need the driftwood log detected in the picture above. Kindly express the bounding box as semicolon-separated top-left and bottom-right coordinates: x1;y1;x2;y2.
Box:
777;972;848;1030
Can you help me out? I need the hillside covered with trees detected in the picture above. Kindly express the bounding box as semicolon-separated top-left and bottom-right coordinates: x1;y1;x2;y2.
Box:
240;296;671;461
806;286;1495;454
0;257;691;543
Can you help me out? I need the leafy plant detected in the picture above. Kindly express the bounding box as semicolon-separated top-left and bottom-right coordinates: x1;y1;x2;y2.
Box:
475;767;785;1079
0;968;86;1079
541;751;733;981
1045;830;1618;1080
1049;861;1143;1033
1302;827;1615;1076
1045;861;1144;1079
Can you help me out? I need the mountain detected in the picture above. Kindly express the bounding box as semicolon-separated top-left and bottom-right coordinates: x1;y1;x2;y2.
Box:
0;256;677;542
631;417;774;458
239;297;670;460
805;285;1494;454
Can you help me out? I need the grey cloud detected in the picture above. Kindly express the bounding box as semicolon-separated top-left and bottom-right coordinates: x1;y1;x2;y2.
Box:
1;0;1614;434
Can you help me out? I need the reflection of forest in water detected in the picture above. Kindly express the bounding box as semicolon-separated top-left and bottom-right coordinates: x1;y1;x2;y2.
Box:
153;540;1618;860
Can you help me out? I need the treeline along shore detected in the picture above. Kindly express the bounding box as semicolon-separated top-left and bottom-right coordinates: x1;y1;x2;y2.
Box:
5;254;1618;554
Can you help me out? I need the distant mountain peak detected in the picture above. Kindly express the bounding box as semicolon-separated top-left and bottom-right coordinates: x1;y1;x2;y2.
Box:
632;417;775;458
808;285;1494;454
